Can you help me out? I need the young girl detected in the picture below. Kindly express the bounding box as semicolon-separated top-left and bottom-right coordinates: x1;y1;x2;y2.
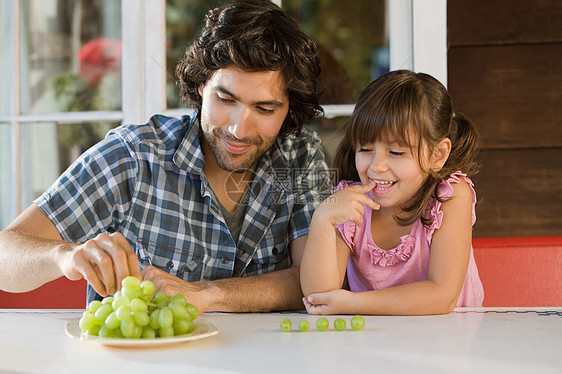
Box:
300;70;484;315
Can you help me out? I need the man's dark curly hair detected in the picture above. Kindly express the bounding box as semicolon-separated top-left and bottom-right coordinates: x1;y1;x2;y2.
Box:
175;0;323;136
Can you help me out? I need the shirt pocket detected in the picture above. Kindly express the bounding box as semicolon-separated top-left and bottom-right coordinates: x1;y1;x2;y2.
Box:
244;232;289;275
136;240;205;282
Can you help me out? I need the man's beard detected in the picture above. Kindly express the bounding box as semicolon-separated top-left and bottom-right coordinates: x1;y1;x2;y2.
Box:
201;126;276;173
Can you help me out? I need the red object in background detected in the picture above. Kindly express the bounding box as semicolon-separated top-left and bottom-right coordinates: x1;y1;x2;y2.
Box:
79;38;122;84
1;236;560;309
473;236;562;307
0;278;87;309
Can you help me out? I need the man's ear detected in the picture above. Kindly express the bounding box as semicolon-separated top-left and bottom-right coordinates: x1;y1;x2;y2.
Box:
198;85;204;97
431;138;451;171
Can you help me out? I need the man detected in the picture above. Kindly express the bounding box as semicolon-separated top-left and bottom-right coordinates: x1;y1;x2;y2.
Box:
0;0;330;312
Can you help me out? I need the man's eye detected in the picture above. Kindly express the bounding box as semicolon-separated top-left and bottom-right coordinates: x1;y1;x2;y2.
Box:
216;95;234;103
257;106;274;114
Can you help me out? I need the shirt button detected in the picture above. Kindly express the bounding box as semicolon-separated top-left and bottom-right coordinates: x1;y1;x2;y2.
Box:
221;256;230;264
272;247;278;255
166;261;174;269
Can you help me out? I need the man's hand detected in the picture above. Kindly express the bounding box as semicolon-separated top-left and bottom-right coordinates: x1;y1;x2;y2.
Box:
141;265;211;312
58;232;141;297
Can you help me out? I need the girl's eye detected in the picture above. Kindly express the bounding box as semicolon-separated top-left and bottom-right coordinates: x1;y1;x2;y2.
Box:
357;147;372;153
390;150;405;156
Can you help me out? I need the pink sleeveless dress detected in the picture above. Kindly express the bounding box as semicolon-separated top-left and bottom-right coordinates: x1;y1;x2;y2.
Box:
335;171;484;307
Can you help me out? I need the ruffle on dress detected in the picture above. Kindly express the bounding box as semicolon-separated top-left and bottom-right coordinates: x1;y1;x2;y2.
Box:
426;171;473;243
367;234;415;266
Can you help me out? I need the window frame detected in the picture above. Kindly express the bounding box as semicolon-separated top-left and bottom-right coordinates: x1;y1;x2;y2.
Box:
0;0;446;226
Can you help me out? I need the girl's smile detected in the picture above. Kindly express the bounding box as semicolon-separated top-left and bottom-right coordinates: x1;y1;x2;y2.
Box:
356;141;427;209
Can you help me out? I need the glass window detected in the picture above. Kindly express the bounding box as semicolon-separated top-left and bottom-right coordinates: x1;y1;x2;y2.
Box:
0;123;11;229
283;0;389;105
19;0;122;114
165;0;228;109
19;121;120;210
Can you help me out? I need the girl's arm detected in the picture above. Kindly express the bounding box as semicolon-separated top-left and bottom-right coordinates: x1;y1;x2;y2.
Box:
300;183;379;297
304;180;474;315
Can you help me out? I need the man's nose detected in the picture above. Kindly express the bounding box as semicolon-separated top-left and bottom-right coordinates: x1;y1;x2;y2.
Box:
228;107;253;140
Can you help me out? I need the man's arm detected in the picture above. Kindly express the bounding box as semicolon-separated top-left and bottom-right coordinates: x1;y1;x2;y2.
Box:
0;204;141;295
142;235;308;312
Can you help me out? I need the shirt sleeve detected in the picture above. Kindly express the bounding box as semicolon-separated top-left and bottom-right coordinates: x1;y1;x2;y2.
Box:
34;131;137;243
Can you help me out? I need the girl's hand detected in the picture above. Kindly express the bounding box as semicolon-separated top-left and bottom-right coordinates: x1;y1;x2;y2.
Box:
314;183;380;227
302;289;354;315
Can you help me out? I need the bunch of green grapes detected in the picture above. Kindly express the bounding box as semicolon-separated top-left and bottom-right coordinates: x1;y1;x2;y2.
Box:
78;276;199;339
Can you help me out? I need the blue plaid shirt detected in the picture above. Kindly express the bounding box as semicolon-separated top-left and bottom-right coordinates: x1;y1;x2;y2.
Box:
35;114;331;301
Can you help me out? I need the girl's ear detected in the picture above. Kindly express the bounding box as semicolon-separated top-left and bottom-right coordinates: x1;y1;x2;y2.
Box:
431;138;451;171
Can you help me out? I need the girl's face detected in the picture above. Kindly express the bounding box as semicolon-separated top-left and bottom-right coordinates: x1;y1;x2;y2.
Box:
355;138;428;212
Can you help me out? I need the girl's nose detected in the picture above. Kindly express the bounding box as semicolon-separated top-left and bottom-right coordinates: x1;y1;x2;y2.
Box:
369;153;388;173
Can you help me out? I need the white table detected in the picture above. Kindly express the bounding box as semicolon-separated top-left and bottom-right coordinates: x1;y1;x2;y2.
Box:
0;308;561;373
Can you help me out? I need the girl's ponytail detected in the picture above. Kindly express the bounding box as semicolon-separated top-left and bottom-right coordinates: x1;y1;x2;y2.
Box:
442;112;481;177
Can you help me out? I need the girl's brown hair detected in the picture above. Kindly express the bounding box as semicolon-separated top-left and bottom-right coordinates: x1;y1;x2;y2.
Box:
333;70;481;227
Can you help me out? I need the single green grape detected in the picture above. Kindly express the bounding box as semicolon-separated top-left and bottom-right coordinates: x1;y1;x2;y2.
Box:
158;307;173;328
122;288;142;300
159;326;174;338
94;304;113;323
154;291;170;305
171;293;187;305
121;276;141;291
98;324;114;338
169;301;188;319
87;324;101;336
132;310;150;327
186;303;199;320
298;320;310;332
334;318;346;331
316;317;329;331
101;296;114;305
142;326;156;339
130;298;147;312
120;319;136;338
104;311;121;330
280;318;292;332
131;324;143;339
140;280;155;296
351;315;365;331
112;295;129;310
116;305;132;322
79;311;97;332
173;318;194;335
149;309;161;330
87;300;103;313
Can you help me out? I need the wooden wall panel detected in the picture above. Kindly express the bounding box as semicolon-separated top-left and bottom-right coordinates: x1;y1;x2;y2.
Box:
448;0;562;238
448;0;562;46
472;148;562;237
448;43;562;149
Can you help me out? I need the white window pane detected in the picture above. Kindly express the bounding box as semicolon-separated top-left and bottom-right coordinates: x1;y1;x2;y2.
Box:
19;121;120;210
20;0;122;114
0;123;12;229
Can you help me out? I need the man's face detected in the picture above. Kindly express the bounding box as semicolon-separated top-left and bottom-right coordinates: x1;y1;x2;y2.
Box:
198;67;290;172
